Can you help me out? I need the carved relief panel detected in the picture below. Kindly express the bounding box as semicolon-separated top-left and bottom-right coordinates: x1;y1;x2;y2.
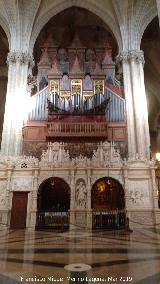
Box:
127;180;151;208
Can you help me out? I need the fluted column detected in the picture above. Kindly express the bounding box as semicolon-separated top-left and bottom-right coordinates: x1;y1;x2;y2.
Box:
1;51;34;156
117;50;150;160
117;52;136;158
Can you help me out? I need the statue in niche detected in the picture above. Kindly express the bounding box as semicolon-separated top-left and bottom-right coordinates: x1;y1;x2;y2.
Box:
83;74;92;91
60;74;70;90
75;180;87;209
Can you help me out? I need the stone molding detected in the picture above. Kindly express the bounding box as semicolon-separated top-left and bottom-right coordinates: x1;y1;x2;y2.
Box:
7;51;35;67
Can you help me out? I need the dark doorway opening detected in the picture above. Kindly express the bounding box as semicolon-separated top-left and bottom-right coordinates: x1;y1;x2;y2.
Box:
36;177;70;230
92;177;125;230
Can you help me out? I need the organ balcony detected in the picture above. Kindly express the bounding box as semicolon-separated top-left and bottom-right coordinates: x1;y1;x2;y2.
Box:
22;83;127;143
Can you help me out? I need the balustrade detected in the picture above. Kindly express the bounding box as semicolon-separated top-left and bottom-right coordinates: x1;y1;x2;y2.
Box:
47;122;108;137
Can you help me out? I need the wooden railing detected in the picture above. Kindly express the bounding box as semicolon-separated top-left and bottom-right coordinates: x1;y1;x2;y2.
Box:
36;211;69;230
47;122;108;137
92;210;126;230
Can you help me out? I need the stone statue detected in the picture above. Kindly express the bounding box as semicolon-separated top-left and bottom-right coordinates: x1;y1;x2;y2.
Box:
75;180;87;209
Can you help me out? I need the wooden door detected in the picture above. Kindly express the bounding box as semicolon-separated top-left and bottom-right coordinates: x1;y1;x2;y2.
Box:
10;192;28;229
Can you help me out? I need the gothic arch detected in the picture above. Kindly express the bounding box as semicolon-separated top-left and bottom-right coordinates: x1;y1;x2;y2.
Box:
0;13;11;49
138;6;157;48
29;0;122;53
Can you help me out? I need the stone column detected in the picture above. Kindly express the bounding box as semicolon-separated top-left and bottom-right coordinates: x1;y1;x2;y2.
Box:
117;52;136;158
1;51;34;156
129;50;150;160
117;50;150;160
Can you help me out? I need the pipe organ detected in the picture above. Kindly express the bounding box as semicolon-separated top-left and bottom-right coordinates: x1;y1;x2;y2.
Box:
23;36;127;157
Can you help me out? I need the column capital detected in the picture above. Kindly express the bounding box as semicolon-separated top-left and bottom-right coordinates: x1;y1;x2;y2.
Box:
116;51;129;64
7;51;35;67
116;50;145;65
128;50;145;65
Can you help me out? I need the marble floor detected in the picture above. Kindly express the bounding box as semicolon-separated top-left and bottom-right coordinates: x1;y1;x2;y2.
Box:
0;228;159;284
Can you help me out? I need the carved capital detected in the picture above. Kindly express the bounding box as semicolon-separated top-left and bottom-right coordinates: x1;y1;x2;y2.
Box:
7;51;35;67
116;50;145;66
128;50;145;65
116;51;128;64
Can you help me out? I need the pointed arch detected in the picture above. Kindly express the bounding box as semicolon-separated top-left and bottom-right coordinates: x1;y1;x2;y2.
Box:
29;0;122;53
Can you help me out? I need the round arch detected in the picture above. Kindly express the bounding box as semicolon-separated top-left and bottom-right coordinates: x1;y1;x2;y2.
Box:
91;176;125;210
38;177;70;212
29;0;122;53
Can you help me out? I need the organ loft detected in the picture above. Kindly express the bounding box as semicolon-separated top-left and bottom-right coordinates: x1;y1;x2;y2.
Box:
24;33;127;159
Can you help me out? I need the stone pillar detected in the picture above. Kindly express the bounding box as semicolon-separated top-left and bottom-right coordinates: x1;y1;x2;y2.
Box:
1;51;34;156
129;50;150;160
117;52;136;158
117;50;150;160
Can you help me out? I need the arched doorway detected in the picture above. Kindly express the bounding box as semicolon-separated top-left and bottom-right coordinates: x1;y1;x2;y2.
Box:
36;177;70;230
92;177;125;229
